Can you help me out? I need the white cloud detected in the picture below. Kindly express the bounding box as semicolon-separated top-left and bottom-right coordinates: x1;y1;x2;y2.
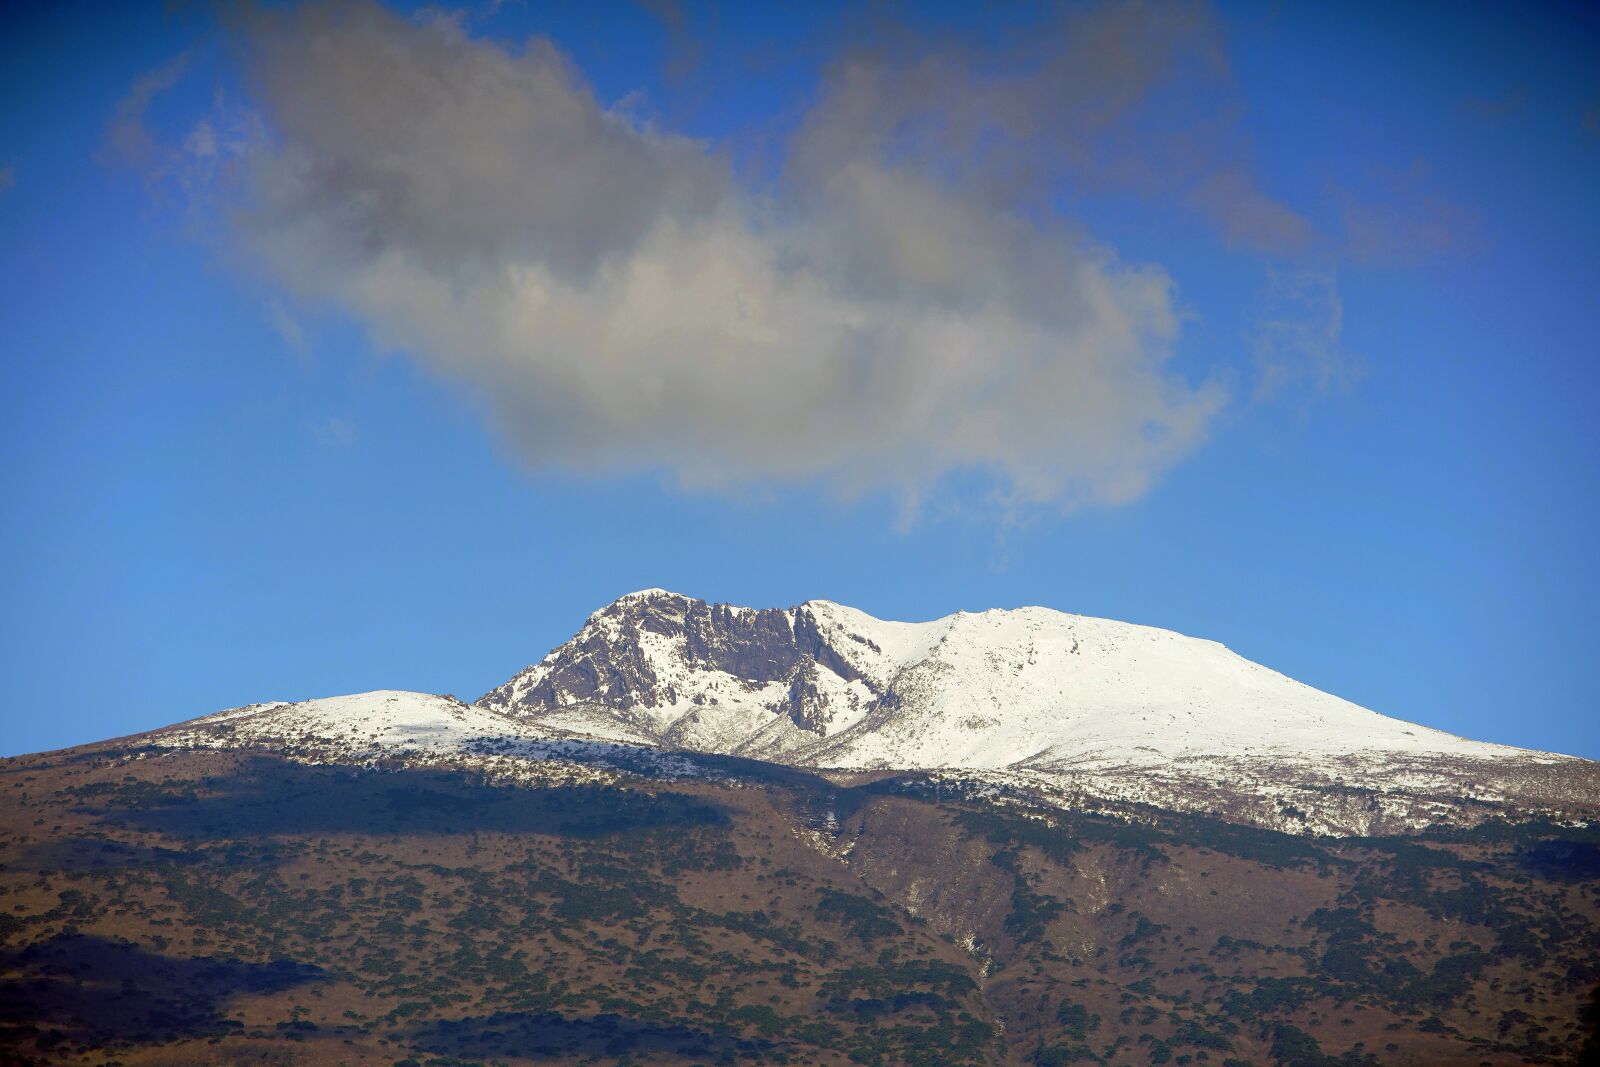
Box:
123;0;1239;514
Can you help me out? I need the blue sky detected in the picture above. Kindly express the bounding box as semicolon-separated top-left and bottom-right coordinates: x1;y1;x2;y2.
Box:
2;0;1597;759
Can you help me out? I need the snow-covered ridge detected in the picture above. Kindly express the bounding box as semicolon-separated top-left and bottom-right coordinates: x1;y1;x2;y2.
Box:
158;691;541;757
149;690;700;786
137;591;1595;836
479;589;1569;772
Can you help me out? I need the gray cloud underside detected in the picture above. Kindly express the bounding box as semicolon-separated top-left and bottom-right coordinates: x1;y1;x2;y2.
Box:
161;1;1270;509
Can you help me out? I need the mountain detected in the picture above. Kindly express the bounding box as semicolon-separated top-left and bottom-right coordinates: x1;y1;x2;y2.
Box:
4;591;1599;1065
466;589;1589;835
5;711;1600;1065
481;589;1505;768
143;590;1599;836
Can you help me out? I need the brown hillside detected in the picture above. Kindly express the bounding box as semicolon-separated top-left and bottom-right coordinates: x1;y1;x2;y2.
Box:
1;740;1597;1065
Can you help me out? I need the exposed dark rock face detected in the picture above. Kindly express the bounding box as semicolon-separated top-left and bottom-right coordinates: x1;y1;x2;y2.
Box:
481;591;881;735
787;658;832;733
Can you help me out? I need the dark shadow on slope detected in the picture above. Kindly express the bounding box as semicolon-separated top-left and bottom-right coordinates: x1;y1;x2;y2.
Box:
1520;839;1600;882
9;836;286;875
651;749;842;791
840;772;1348;871
0;933;323;1049
406;1010;776;1062
70;755;731;840
1578;981;1600;1067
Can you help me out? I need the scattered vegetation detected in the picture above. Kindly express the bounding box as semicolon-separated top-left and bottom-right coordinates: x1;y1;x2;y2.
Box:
0;745;1594;1065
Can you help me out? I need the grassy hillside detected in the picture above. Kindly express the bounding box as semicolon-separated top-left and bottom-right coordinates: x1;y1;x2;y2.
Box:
1;742;1597;1065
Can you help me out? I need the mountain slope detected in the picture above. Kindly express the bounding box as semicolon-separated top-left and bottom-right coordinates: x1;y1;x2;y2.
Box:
3;733;1598;1066
5;591;1598;1063
480;590;1543;767
471;590;1592;834
120;590;1599;835
149;689;701;787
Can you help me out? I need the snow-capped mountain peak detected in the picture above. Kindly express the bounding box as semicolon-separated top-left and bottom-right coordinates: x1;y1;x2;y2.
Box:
137;591;1595;836
477;591;1547;770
